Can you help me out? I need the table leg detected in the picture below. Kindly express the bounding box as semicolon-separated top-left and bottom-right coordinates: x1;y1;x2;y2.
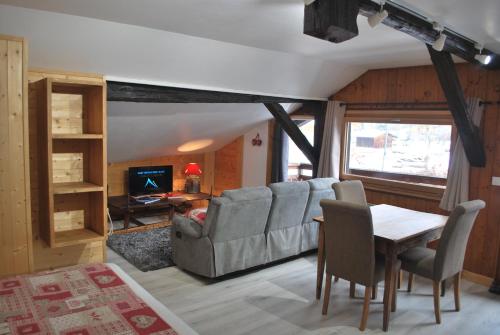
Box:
316;221;326;300
124;212;130;230
383;243;397;332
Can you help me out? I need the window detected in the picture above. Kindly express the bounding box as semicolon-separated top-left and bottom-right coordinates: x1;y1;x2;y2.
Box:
287;119;314;181
343;111;454;186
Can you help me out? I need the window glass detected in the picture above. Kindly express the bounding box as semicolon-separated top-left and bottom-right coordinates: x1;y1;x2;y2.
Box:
346;122;452;179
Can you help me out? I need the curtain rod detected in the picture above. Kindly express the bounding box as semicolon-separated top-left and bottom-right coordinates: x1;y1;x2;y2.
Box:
338;101;500;109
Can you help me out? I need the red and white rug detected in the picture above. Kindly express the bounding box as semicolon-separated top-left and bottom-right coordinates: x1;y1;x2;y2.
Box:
0;263;194;335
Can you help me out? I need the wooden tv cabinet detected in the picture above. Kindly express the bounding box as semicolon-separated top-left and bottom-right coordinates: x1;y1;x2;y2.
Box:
108;192;211;233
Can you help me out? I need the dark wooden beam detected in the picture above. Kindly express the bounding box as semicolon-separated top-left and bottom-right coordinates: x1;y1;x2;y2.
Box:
264;103;318;168
304;0;359;43
313;102;327;177
427;45;486;167
358;0;499;69
107;81;314;104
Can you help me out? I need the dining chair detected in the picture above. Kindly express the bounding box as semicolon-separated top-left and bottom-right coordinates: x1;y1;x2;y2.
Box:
320;200;399;331
332;180;373;297
398;200;485;324
332;180;368;206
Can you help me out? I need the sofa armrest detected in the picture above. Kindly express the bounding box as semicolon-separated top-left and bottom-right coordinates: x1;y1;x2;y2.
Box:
173;215;203;239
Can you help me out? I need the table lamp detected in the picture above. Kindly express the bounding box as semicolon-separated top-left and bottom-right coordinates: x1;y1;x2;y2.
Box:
184;163;202;194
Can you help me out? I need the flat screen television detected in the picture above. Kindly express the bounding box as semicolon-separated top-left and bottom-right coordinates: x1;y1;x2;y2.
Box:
128;165;173;196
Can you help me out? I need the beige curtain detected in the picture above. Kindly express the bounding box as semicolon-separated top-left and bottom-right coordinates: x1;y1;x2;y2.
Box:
317;101;346;178
439;97;484;211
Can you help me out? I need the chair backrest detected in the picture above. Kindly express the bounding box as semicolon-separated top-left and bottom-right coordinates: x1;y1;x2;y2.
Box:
266;181;310;232
332;180;367;206
205;186;273;242
320;199;375;286
434;200;485;280
302;178;338;224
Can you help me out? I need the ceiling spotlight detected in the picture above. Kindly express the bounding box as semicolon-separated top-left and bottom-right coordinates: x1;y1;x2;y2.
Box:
368;1;388;28
304;0;316;5
432;22;446;51
474;44;492;65
475;54;492;65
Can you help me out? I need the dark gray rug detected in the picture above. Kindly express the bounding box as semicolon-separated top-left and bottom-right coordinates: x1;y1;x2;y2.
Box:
107;227;175;272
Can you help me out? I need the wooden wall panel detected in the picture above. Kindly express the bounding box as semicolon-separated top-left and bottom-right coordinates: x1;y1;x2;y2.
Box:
28;69;106;271
214;137;244;195
334;63;500;278
0;36;33;277
108;153;208;196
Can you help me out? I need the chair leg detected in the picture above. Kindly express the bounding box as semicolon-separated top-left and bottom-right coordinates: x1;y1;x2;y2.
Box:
371;285;378;300
433;280;442;324
407;273;414;292
349;282;356;298
322;273;333;315
454;273;461;311
360;286;372;331
392;271;398;312
441;279;446;297
397;270;403;289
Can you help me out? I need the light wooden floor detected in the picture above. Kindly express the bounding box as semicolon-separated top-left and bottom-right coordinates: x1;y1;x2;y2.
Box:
107;249;500;335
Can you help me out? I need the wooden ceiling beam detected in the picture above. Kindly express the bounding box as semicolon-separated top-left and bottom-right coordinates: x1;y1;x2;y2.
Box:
107;81;315;104
428;45;486;167
305;0;499;69
264;103;318;167
304;0;359;43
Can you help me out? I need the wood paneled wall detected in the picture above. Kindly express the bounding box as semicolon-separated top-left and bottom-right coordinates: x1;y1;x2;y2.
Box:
214;137;244;195
107;153;211;196
28;69;107;271
0;35;33;276
334;63;500;278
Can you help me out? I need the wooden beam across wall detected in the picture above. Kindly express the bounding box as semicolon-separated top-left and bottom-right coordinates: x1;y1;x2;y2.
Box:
107;81;316;104
264;103;318;168
427;46;486;167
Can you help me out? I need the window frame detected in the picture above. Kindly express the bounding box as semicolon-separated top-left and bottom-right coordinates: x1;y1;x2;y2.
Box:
340;110;456;201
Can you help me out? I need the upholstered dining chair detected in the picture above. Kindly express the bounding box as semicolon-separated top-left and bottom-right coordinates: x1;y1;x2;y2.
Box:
398;200;485;324
332;180;373;297
332;180;368;206
320;200;399;331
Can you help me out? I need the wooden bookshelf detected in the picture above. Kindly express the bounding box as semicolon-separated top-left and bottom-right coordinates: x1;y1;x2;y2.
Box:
53;182;104;195
34;77;107;248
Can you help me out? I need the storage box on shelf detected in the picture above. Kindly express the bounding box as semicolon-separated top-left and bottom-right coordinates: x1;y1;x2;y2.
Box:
34;77;107;248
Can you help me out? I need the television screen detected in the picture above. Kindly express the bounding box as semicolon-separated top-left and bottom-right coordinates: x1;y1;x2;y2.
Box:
128;165;173;196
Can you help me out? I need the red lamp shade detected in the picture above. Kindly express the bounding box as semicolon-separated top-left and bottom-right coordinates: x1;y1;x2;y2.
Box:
184;163;202;176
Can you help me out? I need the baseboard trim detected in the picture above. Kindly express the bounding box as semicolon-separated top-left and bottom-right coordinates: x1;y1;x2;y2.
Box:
462;270;493;287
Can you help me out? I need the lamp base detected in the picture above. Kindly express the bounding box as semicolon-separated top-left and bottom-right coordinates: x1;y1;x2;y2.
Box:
185;178;200;194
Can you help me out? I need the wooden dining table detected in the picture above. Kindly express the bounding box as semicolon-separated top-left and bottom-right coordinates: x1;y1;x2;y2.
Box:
313;204;448;331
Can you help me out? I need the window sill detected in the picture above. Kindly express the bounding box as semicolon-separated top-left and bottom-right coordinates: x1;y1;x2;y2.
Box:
341;173;445;201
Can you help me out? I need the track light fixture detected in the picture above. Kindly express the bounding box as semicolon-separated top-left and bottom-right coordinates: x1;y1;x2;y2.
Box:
368;1;388;28
432;22;447;52
474;43;492;65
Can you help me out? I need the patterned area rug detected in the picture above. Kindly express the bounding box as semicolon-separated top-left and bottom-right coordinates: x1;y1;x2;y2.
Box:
107;227;175;272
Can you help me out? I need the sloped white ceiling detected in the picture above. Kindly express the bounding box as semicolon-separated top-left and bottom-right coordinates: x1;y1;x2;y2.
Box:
1;1;497;162
108;103;277;163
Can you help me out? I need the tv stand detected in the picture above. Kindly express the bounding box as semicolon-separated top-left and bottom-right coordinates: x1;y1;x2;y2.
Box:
108;192;211;233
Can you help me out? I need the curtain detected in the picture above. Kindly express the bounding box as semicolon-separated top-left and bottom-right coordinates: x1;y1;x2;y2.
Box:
317;101;346;178
439;97;484;211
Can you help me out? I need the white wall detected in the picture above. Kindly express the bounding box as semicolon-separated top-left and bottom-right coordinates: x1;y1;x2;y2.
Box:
242;122;269;187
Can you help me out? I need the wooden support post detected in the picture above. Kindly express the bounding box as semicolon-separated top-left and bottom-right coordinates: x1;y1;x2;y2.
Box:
427;46;486;167
304;0;359;43
264;103;318;169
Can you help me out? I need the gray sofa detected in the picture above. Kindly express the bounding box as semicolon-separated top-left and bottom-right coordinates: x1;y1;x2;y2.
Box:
172;178;338;278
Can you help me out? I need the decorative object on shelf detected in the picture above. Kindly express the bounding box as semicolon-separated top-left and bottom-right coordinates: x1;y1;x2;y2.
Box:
184;163;202;193
252;133;263;146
